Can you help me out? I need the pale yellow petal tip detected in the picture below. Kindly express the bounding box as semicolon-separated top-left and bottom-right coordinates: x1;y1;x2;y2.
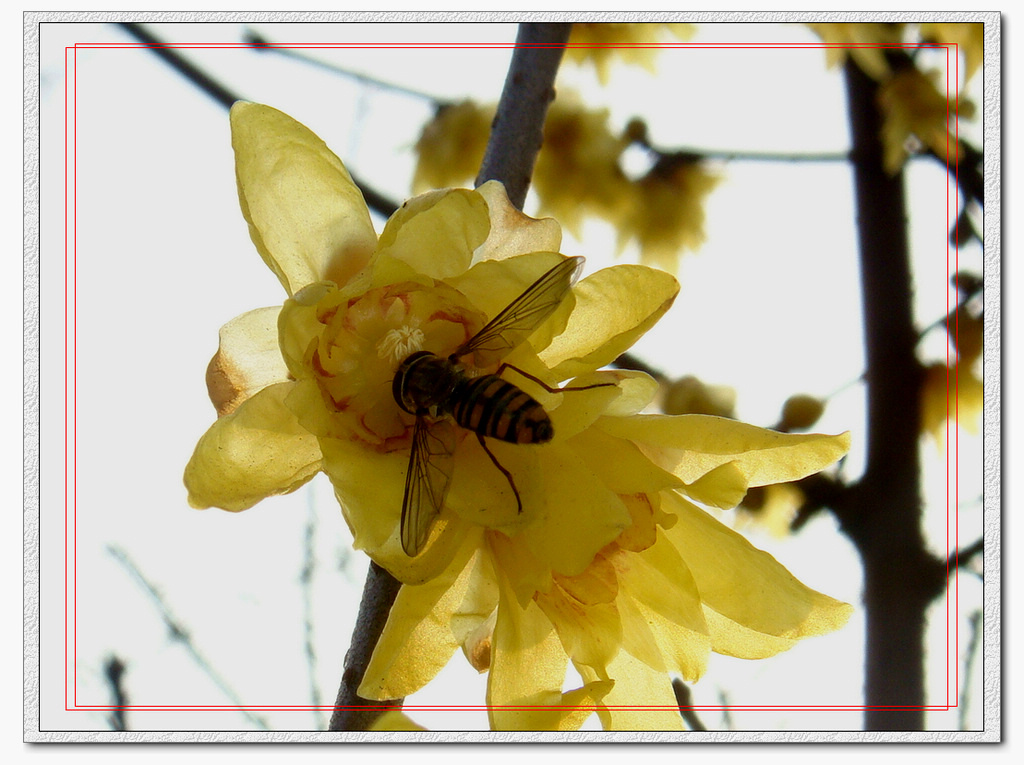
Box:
803;597;856;639
369;710;428;732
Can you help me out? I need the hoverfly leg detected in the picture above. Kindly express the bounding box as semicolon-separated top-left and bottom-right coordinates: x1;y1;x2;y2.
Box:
476;433;523;515
494;363;618;394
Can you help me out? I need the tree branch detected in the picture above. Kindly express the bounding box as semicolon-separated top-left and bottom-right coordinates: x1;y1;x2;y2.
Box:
840;57;947;732
328;562;405;731
475;23;572;210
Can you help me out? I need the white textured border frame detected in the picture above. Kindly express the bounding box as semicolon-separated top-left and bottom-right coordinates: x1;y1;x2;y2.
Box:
22;8;1002;744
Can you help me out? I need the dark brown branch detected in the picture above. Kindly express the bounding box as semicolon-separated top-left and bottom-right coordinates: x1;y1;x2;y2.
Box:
475;23;572;210
841;58;947;732
328;562;405;731
947;538;984;574
671;678;707;731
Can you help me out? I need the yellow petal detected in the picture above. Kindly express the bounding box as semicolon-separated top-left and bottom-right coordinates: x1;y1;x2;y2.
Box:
184;381;322;511
617;537;710;681
661;493;853;655
369;710;427;731
539;265;679;380
375;187;489;281
598;414;851;487
318;436;466;585
230;102;377;295
577;652;685;731
445;252;568;351
681;460;750;510
474;180;563;261
488;570;609;731
204;306;289;417
566;426;681;495
537;555;623;671
359;534;487;699
518;444;631;576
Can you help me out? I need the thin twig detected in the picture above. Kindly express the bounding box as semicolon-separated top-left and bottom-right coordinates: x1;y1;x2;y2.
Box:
301;494;324;729
243;29;446;105
959;609;983;730
107;545;270;730
116;22;399;219
103;655;128;731
671;678;707;731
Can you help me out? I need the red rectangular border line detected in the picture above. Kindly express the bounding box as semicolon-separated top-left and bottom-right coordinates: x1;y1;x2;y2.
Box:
63;36;966;718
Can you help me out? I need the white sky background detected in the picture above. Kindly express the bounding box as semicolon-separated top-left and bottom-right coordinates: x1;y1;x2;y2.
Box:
28;17;990;737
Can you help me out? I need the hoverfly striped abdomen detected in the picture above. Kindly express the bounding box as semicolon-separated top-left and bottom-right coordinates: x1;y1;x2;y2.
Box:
390;256;605;557
448;374;553;444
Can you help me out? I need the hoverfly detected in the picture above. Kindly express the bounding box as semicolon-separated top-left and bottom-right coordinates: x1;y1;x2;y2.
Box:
392;255;604;556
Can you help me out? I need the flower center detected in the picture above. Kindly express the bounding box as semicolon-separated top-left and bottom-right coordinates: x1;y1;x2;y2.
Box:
281;280;485;450
376;325;426;363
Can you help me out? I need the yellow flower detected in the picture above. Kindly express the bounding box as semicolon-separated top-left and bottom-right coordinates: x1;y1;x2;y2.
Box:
919;22;984;82
566;23;695;84
412;100;495;193
806;22;907;81
877;66;974;175
659;375;736;418
186;102;852;731
614;155;722;269
921;361;983;443
532;94;632;238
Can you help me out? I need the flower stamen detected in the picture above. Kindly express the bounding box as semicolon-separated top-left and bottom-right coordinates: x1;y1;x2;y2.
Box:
377;325;426;362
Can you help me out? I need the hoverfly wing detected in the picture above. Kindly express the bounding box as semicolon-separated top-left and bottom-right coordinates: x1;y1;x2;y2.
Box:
452;256;584;368
400;417;456;556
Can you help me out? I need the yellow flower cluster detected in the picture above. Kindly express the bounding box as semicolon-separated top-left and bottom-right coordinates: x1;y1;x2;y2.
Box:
186;103;853;730
414;95;719;270
565;23;695;84
807;22;978;175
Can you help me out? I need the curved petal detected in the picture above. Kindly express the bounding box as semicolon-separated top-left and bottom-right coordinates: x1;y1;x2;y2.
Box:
538;265;679;380
577;652;685;731
375;188;489;281
566;427;681;496
318;436;466;585
205;306;290;416
184;381;322;511
661;493;853;654
445;251;567;341
369;711;427;731
359;532;487;700
488;568;610;731
599;414;851;487
519;443;631;576
473;180;563;262
617;536;710;681
231;102;377;295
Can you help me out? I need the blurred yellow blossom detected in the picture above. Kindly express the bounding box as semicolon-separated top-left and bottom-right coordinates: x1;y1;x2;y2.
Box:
185;102;852;731
659;375;736;419
921;362;983;443
614;154;722;269
806;22;906;81
412;100;494;193
919;22;984;82
566;23;695;84
533;94;632;237
877;66;974;174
